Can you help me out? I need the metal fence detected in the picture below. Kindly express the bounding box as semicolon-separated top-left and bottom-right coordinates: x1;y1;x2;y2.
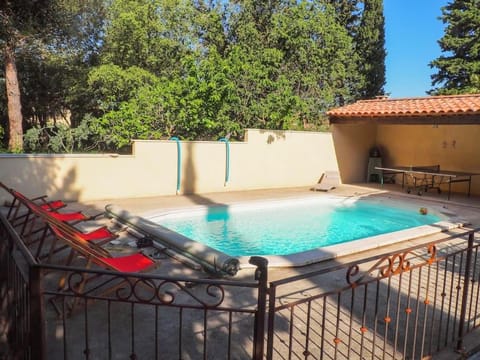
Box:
0;212;268;360
1;211;480;359
266;230;480;359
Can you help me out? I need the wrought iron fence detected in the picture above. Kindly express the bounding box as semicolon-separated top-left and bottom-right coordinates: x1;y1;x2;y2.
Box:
0;211;268;360
266;230;480;359
41;261;268;359
1;210;479;359
0;212;40;359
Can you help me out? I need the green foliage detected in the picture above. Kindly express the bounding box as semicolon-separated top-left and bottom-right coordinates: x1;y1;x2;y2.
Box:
2;0;385;152
88;65;160;112
101;0;196;76
0;124;6;151
0;76;5;144
271;2;360;108
429;0;480;95
24;116;105;153
23;126;43;152
0;0;61;45
1;0;108;151
17;49;71;128
326;0;361;37
1;0;65;152
355;0;386;98
81;0;363;147
86;49;241;147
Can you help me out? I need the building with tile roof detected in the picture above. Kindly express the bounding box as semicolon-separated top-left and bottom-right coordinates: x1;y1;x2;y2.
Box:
327;94;480;190
328;94;480;124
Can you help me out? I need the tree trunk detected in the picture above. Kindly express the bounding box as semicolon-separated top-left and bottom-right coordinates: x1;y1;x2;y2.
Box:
4;44;24;152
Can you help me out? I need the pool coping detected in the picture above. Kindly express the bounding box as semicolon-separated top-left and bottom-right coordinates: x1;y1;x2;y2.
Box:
237;220;462;268
120;193;468;270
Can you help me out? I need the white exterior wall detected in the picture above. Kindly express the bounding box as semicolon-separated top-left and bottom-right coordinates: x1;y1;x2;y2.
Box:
0;129;339;203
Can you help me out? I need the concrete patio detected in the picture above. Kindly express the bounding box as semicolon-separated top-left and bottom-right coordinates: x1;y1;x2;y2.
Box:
30;183;480;359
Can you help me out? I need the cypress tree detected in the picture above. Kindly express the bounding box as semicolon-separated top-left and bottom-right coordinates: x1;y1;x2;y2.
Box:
429;0;480;95
355;0;386;98
326;0;361;37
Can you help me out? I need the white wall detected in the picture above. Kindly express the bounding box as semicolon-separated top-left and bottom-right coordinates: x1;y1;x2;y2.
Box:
0;129;339;203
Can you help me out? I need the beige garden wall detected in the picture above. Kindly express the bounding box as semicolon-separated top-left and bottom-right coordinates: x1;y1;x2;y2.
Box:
330;123;378;183
375;124;480;195
0;129;339;204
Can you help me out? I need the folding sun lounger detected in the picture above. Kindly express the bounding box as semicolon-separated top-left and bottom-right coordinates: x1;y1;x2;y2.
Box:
41;223;118;262
0;182;72;223
48;223;155;274
48;222;157;314
20;191;116;260
5;187;157;312
0;183;117;260
1;183;96;228
311;171;341;192
7;195;67;222
5;185;153;273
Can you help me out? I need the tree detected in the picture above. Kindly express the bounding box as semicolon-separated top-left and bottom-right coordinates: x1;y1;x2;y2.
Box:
326;0;361;37
355;0;386;98
225;1;359;130
0;0;61;151
3;40;22;152
193;0;228;56
53;0;108;127
271;2;360;116
84;0;363;145
1;0;108;152
101;0;197;77
429;0;480;95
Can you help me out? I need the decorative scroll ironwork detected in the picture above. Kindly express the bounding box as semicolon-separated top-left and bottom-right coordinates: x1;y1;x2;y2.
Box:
346;244;437;286
60;270;226;308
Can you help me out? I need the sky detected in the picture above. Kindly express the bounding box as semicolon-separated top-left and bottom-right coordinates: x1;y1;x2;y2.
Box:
384;0;449;98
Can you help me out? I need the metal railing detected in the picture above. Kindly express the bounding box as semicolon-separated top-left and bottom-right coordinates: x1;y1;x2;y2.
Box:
266;229;480;359
1;210;479;359
0;211;268;359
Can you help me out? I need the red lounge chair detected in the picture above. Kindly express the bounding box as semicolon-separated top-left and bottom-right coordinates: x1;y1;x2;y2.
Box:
4;185;152;273
47;222;157;314
10;196;66;216
42;224;118;262
0;182;65;220
49;224;155;273
7;193;67;226
0;183;116;259
14;191;117;260
0;182;97;226
4;186;157;306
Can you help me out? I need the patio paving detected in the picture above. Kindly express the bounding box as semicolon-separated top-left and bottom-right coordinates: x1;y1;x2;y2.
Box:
3;183;480;358
68;183;480;359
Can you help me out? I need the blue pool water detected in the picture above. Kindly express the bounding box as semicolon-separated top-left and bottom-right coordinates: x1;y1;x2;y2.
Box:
150;197;440;257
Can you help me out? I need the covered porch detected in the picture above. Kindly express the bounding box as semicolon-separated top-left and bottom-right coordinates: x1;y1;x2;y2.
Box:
329;94;480;199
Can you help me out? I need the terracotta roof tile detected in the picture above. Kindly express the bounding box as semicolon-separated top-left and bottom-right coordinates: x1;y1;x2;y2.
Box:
327;94;480;118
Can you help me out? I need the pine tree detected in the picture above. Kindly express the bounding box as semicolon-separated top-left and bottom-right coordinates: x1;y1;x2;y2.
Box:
0;0;82;151
429;0;480;95
355;0;386;98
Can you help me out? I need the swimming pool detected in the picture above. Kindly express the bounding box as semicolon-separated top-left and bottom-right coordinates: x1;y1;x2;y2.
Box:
107;194;462;271
147;196;442;257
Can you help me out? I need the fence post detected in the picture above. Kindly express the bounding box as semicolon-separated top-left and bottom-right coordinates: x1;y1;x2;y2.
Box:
265;282;277;360
250;256;268;360
456;231;475;353
0;225;10;358
29;264;46;359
